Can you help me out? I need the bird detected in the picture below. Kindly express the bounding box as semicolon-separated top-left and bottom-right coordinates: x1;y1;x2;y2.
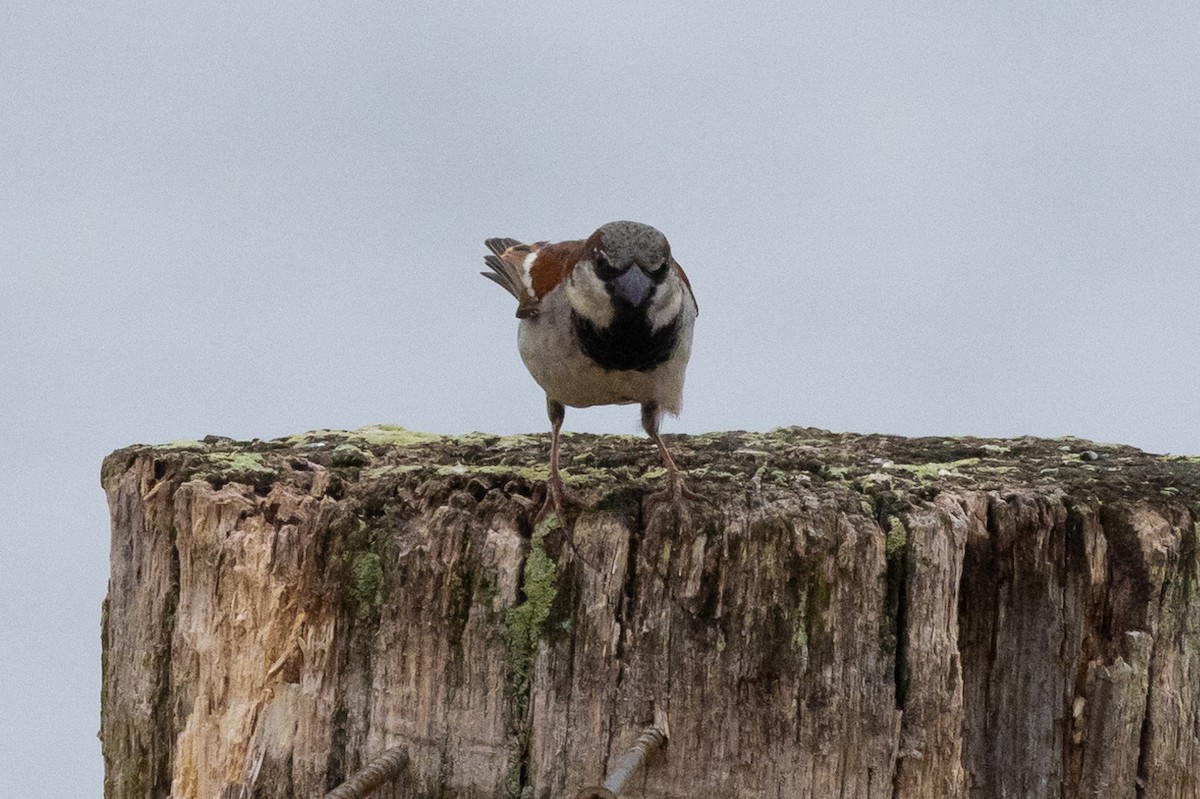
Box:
481;220;700;519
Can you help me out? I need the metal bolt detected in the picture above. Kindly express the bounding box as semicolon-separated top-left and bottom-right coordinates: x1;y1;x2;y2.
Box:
324;746;409;799
575;710;669;799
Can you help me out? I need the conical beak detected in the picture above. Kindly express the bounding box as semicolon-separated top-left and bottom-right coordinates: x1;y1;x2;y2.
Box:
612;266;653;307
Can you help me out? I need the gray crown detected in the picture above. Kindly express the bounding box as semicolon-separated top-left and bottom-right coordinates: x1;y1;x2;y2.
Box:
596;221;670;269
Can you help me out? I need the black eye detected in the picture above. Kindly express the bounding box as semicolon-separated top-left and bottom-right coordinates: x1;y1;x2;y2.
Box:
594;253;620;280
649;259;670;281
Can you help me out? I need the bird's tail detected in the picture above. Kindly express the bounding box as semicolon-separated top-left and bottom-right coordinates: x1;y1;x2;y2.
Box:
481;238;529;302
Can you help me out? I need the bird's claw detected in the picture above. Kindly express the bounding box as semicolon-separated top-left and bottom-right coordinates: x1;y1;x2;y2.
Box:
535;475;589;527
644;474;708;519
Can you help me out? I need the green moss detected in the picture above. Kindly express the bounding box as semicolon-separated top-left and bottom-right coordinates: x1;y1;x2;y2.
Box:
151;439;206;451
881;515;908;678
790;623;808;650
688;463;738;477
972;465;1018;475
769;569;827;679
112;425;1200;518
501;514;561;798
505;517;559;685
424;461;628;489
280;429;343;446
349;425;444;448
475;432;542;450
562;471;601;487
886;516;908;560
891;458;981;480
350;552;384;621
434;464;552;481
791;618;810;675
336;515;394;625
330;443;371;467
477;567;501;626
190;451;276;487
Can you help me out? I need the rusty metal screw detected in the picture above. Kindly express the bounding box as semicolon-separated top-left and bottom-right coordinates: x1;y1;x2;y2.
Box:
575;710;669;799
324;746;409;799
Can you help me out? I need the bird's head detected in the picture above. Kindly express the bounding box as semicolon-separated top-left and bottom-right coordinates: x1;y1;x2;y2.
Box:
566;221;684;331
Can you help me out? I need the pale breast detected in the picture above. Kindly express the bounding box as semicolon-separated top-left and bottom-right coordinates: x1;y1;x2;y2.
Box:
517;288;694;413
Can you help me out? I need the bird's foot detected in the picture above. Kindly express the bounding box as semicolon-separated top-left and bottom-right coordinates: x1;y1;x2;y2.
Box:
644;473;707;520
532;476;604;571
535;474;588;528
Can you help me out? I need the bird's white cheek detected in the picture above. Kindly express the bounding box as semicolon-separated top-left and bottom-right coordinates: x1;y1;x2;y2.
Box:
565;265;615;328
648;283;683;332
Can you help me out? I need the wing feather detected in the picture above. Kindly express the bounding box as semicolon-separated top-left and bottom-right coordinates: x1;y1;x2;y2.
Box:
485;237;522;256
481;239;543;318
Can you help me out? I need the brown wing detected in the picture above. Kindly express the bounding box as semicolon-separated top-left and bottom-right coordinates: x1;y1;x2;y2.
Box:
482;238;542;318
482;238;586;319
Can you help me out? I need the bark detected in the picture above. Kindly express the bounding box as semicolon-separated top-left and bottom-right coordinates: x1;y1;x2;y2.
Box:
99;427;1200;798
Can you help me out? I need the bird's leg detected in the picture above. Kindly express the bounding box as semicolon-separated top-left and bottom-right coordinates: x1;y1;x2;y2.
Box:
537;398;585;524
642;402;704;514
545;398;566;515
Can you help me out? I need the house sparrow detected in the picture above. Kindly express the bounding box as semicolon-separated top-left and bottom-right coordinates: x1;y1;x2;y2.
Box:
482;220;700;518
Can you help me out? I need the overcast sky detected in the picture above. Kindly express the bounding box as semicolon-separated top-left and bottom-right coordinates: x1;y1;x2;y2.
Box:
3;3;1199;795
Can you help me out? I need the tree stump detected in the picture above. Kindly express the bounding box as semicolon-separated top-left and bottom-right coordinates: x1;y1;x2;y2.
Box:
100;426;1200;798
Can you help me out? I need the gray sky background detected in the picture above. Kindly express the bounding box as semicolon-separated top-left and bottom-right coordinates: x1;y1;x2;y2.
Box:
3;3;1198;795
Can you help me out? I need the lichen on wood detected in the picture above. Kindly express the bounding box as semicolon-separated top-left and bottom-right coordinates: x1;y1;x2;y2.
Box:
100;426;1200;798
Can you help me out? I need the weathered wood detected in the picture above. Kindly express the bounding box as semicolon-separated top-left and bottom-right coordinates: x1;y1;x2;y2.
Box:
99;427;1200;798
